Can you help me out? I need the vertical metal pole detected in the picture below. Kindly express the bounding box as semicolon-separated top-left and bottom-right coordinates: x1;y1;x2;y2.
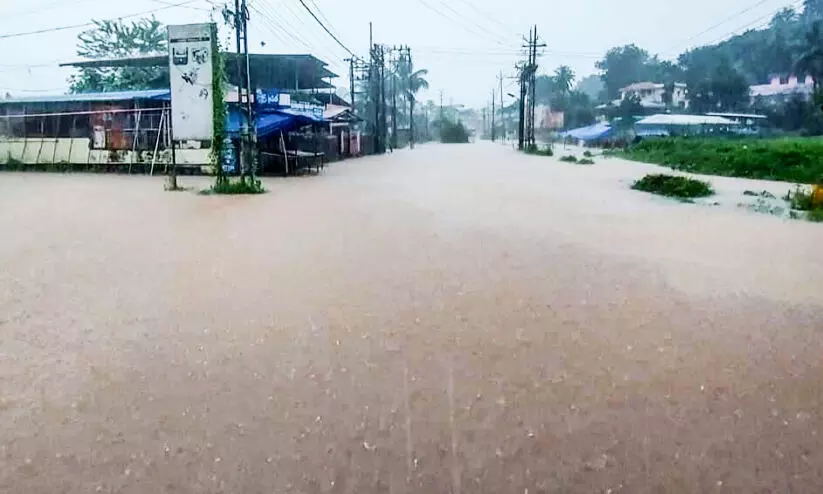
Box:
234;0;245;178
241;0;256;178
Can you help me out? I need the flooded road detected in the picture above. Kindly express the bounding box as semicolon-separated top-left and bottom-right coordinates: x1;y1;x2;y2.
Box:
2;142;823;493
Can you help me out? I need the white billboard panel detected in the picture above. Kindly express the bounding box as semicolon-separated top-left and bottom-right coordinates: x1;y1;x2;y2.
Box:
168;23;214;141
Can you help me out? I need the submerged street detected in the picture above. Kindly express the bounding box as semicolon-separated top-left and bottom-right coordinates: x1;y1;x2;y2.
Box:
2;142;823;493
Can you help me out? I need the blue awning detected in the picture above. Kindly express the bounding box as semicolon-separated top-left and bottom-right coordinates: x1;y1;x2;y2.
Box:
559;122;613;141
227;109;306;138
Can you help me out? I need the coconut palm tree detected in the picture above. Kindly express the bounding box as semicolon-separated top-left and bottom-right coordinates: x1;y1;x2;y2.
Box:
404;64;429;148
553;65;575;95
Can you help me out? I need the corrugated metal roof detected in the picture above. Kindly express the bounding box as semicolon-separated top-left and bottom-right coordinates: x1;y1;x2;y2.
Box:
0;89;170;105
636;114;738;126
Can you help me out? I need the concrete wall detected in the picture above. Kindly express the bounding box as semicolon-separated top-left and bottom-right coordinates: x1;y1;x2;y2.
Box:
0;137;211;172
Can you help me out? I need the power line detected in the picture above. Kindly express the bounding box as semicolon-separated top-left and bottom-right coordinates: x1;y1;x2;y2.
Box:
450;0;519;34
428;0;510;46
700;0;804;47
664;0;777;53
0;0;201;40
148;0;214;12
251;0;318;52
1;0;100;19
412;0;511;48
296;0;354;56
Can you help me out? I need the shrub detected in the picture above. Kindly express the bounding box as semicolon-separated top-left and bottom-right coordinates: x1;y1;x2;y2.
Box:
632;174;714;199
559;155;578;163
623;137;823;183
577;158;595;165
525;144;554;156
205;176;266;195
583;150;593;157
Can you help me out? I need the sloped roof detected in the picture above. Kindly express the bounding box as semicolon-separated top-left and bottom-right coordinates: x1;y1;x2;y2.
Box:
61;53;337;90
637;114;738;126
0;89;170;105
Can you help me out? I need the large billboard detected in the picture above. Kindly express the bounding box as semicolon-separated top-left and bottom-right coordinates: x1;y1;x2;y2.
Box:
168;23;214;141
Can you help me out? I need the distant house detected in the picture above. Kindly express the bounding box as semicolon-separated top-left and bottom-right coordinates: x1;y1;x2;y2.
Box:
750;75;815;104
618;82;689;110
535;105;564;130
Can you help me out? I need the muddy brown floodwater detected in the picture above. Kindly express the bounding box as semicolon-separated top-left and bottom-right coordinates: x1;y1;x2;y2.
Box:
2;142;823;493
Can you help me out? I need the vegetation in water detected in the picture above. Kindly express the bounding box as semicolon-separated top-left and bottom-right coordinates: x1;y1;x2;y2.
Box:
577;158;596;165
622;138;823;184
583;150;593;157
524;144;554;156
632;174;714;199
439;119;470;144
205;176;266;195
785;185;823;222
559;155;578;163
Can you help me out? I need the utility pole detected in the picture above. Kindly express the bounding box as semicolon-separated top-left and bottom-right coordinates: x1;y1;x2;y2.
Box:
482;107;487;138
346;57;355;112
240;0;255;178
391;46;398;151
491;90;496;142
439;90;444;121
498;70;505;142
404;46;415;149
532;26;537;147
234;0;246;178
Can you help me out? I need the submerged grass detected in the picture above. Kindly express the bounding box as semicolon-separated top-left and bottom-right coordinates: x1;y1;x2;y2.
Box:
632;174;714;199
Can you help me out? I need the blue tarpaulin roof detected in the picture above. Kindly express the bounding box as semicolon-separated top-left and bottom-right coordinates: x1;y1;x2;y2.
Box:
227;109;313;138
0;89;170;105
560;122;613;141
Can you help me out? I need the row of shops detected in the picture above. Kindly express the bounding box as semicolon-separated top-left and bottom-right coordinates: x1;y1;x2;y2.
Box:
0;52;364;175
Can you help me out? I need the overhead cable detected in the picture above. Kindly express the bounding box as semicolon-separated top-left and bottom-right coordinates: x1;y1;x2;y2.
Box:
0;0;201;40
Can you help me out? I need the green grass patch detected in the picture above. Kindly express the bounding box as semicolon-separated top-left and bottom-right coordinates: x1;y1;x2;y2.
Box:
203;176;266;195
559;155;578;163
622;137;823;183
524;144;554;156
632;174;714;199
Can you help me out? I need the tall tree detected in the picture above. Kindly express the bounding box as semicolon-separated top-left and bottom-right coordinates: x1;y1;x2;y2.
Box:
69;17;168;93
596;44;655;100
553;65;575;94
403;60;429;147
796;21;823;91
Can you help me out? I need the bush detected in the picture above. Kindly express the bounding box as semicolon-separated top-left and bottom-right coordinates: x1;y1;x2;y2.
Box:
439;119;470;144
577;158;595;165
559;155;578;163
525;144;554;156
583;150;593;157
623;137;823;183
632;174;714;199
786;185;823;222
205;176;266;195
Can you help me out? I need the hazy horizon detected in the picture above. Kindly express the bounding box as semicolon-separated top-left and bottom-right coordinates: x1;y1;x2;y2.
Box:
0;0;800;107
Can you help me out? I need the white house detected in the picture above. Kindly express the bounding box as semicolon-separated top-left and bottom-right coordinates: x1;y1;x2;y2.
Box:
618;82;689;109
750;75;815;103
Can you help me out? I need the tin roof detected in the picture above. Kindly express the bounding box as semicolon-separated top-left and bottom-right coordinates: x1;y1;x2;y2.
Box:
0;89;170;105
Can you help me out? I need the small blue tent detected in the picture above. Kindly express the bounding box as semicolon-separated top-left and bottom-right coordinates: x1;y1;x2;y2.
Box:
559;122;613;142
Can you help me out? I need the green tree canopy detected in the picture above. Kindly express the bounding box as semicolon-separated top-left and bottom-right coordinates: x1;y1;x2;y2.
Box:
69;17;168;93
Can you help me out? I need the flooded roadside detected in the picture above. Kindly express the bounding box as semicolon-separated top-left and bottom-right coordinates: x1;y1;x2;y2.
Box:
1;143;822;493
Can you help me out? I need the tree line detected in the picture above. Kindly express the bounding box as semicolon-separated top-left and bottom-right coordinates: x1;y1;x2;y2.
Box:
535;0;823;133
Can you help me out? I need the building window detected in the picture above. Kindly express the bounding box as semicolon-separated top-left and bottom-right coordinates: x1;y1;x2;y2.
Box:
779;76;790;85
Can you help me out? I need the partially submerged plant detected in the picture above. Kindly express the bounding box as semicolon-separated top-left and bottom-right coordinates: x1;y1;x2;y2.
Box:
559;155;578;163
577;158;595;165
632;174;714;199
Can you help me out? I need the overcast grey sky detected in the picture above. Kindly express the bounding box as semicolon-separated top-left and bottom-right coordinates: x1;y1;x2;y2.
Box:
0;0;801;107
